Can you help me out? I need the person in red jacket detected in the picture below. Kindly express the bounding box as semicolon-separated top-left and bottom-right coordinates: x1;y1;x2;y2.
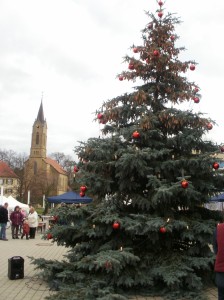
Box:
10;206;23;239
213;222;224;300
21;219;30;240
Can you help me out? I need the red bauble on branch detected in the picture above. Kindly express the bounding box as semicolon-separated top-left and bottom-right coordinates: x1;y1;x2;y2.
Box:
132;131;140;139
158;11;163;18
190;64;195;71
73;165;79;173
53;215;59;222
170;35;175;41
148;22;153;29
112;221;120;230
47;233;53;240
100;118;107;124
80;191;85;197
97;113;103;120
213;162;219;170
194;87;199;93
159;227;166;233
80;185;87;192
133;47;138;53
158;1;163;6
118;75;124;81
181;180;189;189
193;97;200;103
128;63;135;70
153;50;159;57
104;261;112;270
207;123;213;130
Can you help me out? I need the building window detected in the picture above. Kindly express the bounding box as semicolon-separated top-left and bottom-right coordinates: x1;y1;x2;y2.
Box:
6;189;12;194
7;179;13;185
36;132;39;145
0;179;4;184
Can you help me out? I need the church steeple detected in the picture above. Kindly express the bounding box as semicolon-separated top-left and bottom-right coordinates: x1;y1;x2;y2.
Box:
30;100;47;159
37;100;45;123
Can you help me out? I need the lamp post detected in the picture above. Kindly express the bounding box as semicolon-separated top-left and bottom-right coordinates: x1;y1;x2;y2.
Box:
1;186;3;204
27;190;30;205
43;194;45;209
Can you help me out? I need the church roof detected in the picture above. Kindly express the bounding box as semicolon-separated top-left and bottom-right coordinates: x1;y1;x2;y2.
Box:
37;101;45;123
0;161;18;178
44;157;68;175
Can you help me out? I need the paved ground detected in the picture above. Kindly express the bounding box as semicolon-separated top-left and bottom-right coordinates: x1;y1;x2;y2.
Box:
0;228;218;300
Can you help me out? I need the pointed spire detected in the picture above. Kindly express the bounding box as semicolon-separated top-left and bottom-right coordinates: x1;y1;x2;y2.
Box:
37;93;45;123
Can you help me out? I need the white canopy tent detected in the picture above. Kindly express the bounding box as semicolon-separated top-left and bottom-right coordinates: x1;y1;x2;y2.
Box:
0;195;29;214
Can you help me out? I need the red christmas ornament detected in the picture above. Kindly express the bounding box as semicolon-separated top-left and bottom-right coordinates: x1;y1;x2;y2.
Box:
73;165;79;173
213;162;219;170
193;97;200;103
47;233;53;240
194;87;199;93
220;146;224;153
118;75;124;81
128;63;135;70
153;50;159;56
80;191;85;197
53;215;59;222
190;64;195;71
97;113;103;119
159;227;166;233
207;123;213;130
148;22;153;29
158;11;163;18
181;180;189;189
170;35;175;41
112;221;120;230
104;261;112;269
132;131;140;139
100;119;107;124
80;185;87;192
133;47;138;53
158;1;163;6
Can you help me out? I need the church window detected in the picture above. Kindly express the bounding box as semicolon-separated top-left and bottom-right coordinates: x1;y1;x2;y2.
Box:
34;161;37;175
36;132;39;144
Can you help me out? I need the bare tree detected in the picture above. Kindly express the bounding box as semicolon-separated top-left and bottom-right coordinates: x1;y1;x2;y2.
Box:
49;152;76;171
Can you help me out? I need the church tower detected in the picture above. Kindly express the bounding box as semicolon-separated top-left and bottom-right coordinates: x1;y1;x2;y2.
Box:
24;99;68;204
30;101;47;159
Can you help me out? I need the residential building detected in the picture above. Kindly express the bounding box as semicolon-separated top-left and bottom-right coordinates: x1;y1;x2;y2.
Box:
0;161;19;198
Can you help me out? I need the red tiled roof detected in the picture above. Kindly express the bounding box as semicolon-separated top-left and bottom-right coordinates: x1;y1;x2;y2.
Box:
44;157;67;175
0;161;18;178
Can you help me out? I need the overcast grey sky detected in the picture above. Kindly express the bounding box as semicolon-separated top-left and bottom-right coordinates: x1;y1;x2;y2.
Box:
0;0;224;160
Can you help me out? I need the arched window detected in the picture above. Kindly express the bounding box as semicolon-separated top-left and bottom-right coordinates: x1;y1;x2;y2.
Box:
34;161;37;175
36;132;39;145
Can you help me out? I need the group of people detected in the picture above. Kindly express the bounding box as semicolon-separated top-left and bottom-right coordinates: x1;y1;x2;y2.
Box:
0;202;39;241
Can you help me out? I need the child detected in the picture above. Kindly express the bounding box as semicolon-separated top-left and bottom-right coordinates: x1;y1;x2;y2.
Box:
21;219;30;240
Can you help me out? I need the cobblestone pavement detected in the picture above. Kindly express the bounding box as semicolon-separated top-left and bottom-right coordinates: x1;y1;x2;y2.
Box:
0;229;218;300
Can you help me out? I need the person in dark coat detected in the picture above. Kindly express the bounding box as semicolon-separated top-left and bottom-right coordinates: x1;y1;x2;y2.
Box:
0;202;9;241
213;222;224;300
10;206;23;239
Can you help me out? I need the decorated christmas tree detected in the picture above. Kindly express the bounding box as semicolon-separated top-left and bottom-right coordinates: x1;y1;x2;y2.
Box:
31;1;224;299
